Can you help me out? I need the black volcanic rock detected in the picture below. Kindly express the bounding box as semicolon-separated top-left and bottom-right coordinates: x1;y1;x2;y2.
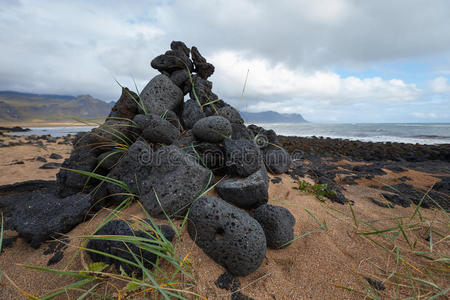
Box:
138;145;212;218
7;192;91;248
87;219;175;275
108;87;139;120
193;116;232;143
134;113;180;145
224;139;261;177
218;105;244;124
188;196;266;276
181;99;205;130
191;46;214;79
215;169;268;208
251;204;295;249
139;74;184;116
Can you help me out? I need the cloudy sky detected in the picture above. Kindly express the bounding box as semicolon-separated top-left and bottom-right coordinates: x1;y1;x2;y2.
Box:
1;0;449;122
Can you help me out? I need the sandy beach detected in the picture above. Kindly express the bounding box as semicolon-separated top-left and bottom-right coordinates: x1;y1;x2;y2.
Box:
0;134;448;299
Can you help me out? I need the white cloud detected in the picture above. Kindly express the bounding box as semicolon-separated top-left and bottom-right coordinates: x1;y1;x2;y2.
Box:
210;51;421;108
411;112;438;119
428;76;450;93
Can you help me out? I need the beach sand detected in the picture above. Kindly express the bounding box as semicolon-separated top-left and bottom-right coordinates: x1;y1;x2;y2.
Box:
0;136;448;299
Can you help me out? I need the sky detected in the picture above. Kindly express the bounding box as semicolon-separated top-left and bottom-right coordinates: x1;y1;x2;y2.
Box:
0;0;449;123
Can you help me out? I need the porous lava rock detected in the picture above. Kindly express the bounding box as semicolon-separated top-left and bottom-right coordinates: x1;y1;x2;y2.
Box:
251;204;295;249
192;116;232;143
139;74;184;116
191;46;215;79
218;105;244;124
224;139;261;177
106;140;152;196
181;99;205;129
138;145;212;218
215;169;268;208
108;87;139;120
87;219;175;275
7;193;91;248
188;196;266;276
134;113;180;145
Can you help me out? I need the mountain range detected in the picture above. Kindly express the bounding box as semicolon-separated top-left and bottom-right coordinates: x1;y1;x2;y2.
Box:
0;91;307;123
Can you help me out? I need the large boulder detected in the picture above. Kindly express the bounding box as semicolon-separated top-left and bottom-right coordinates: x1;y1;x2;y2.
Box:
139;145;212;218
139;74;184;116
188;196;266;276
193;116;232;143
224;139;261;177
133;113;180;145
181;99;205;130
215;169;268;209
87;219;175;275
7;192;92;248
251;204;295;249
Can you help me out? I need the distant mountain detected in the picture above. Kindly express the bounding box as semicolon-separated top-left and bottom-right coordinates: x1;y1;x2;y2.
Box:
0;90;307;124
0;91;113;122
239;110;307;123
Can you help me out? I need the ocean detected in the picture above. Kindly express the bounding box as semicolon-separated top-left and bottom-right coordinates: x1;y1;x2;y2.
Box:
7;123;450;145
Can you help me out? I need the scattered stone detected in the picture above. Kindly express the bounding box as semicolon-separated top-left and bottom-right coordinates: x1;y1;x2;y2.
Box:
49;153;63;159
139;74;184;116
271;177;282;184
369;197;394;208
193;116;232;143
188;196;266;276
366;278;386;291
39;162;61;169
12;160;24;165
36;156;47;162
215;169;268;208
215;271;255;300
251;204;295;249
86;219;175;275
0;236;17;253
47;251;64;266
381;192;410;208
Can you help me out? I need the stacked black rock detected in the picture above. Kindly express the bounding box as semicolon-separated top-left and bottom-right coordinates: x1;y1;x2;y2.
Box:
2;42;296;277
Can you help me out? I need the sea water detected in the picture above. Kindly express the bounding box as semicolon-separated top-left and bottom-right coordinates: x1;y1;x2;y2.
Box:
7;123;450;145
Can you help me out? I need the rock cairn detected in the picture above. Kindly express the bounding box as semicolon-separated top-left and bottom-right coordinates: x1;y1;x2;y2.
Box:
3;42;295;277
